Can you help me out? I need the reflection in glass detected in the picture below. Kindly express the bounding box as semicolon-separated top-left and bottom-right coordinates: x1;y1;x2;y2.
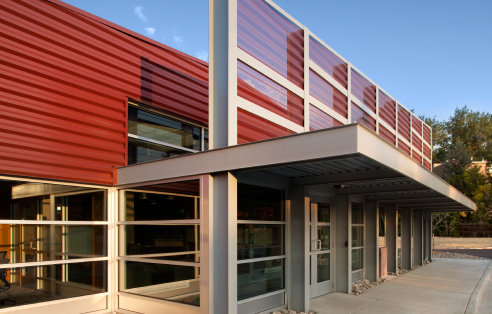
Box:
238;224;284;260
124;191;197;221
237;259;284;300
318;204;330;223
54;191;106;221
0;262;107;309
123;225;199;257
128;137;191;164
120;261;199;306
237;184;284;221
352;203;363;224
352;226;364;247
317;253;330;283
0;225;106;263
318;226;330;250
352;248;363;271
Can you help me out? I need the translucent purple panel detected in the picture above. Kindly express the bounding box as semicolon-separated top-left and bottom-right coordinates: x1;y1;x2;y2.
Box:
378;90;396;129
412;132;422;151
423;124;432;144
351;69;376;113
398;139;411;156
378;123;396;145
310;70;348;118
309;36;347;88
351;102;376;131
238;61;304;125
397;105;411;141
238;0;304;87
412;115;423;135
309;105;343;131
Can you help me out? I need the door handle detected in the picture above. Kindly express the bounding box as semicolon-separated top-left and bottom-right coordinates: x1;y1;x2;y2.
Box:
317;239;322;250
312;240;318;251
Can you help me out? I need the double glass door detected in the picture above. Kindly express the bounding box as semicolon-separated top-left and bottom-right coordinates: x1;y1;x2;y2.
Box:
309;202;334;297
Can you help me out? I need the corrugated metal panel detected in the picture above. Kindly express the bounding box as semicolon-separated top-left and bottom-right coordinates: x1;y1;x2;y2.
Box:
412;150;422;164
351;102;376;131
310;70;348;118
309;36;347;88
423;124;431;144
238;61;303;126
351;69;376;113
397;105;411;141
309;105;343;131
378;123;396;145
412;133;422;151
412;115;422;135
0;0;208;185
398;140;411;156
237;0;304;88
378;90;396;129
423;144;431;160
237;108;294;144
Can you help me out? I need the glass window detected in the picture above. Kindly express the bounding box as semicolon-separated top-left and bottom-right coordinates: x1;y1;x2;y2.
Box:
318;203;330;223
238;224;284;260
237;259;284;300
119;180;201;307
127;103;207;165
352;203;363;224
237;184;284;221
352;248;363;271
352;226;364;247
351;202;364;272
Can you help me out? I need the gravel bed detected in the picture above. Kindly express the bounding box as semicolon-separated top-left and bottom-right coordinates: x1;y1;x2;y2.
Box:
432;250;489;260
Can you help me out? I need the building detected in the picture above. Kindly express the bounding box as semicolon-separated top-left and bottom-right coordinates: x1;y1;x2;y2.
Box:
0;0;475;313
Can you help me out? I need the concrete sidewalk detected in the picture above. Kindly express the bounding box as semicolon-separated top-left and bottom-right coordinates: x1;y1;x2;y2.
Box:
310;258;492;314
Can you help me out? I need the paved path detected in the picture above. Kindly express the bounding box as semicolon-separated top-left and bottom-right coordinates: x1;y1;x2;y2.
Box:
310;258;492;314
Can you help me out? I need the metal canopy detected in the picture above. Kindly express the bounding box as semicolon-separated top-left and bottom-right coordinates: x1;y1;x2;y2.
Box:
117;124;475;212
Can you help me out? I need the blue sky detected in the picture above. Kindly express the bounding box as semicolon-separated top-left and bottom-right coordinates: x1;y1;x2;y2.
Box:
63;0;491;121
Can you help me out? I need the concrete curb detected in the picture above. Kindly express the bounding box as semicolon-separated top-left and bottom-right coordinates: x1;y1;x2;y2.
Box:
465;260;492;314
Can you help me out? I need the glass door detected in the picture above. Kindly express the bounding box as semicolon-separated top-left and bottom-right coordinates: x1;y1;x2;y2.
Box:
309;202;334;297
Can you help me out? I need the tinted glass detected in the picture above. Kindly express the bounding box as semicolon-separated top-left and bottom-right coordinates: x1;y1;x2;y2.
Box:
124;191;197;221
317;253;330;282
123;225;199;257
318;226;330;250
128;137;191;164
237;184;284;221
352;248;363;271
352;226;364;247
237;259;284;300
120;261;199;306
0;225;106;263
318;203;330;223
0;262;107;309
128;106;201;150
238;224;284;260
352;203;363;224
55;191;106;221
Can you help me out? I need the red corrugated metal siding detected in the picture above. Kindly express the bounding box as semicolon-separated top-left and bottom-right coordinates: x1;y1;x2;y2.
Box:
309;36;347;88
423;144;431;161
412;150;422;164
237;108;294;144
412;133;422;152
0;0;208;185
351;102;376;131
412;115;422;136
351;69;376;113
423;124;431;144
309;105;343;131
398;140;411;156
397;105;411;141
238;61;303;126
237;0;304;88
378;90;396;129
378;124;396;145
310;70;348;118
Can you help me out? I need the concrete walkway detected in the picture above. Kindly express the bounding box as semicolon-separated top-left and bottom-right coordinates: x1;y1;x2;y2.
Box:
310;258;492;314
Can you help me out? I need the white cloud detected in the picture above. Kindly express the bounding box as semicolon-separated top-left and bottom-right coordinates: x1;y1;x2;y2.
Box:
195;50;208;61
144;27;156;36
173;30;183;46
134;6;147;22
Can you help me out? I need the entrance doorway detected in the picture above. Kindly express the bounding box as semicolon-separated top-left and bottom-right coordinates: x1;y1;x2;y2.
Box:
309;202;334;297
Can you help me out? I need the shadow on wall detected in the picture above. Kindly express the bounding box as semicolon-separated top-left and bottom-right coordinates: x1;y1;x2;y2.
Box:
139;57;208;124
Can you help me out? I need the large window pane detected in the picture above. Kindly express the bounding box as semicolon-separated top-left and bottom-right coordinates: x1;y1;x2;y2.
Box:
128;106;201;151
128;137;191;164
238;224;284;260
352;203;363;224
54;191;106;221
318;203;330;223
352;248;363;271
237;184;284;221
317;253;330;283
0;261;107;309
352;226;364;247
123;225;199;258
318;226;330;250
120;261;199;306
237;259;284;300
0;225;106;263
124;191;197;221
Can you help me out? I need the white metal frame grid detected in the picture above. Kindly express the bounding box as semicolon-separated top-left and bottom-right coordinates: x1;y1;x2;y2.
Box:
230;0;432;168
0;175;111;314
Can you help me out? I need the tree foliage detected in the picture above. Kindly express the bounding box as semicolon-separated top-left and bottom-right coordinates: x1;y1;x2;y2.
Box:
422;107;492;236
